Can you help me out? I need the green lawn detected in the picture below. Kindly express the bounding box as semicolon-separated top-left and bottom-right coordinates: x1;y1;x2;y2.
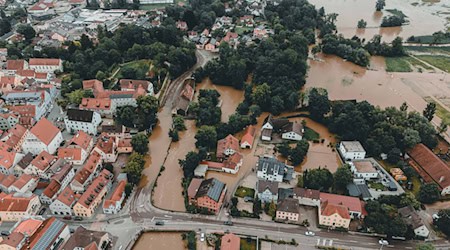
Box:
411;176;421;196
404;56;434;70
415;55;450;72
406;35;450;44
385;57;412;72
423;97;450;125
368;181;387;191
235;186;255;198
303;127;320;141
240;238;257;250
116;60;152;79
235;26;252;35
405;46;450;55
139;3;171;10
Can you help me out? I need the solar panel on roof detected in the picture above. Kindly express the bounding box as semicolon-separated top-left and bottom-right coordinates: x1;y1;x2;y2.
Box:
32;220;65;250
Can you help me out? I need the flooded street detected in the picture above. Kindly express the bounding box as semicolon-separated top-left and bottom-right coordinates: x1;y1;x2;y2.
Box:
309;0;448;41
133;232;184;250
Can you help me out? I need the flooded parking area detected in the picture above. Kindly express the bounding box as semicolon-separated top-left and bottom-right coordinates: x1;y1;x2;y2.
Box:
308;0;448;41
133;232;185;250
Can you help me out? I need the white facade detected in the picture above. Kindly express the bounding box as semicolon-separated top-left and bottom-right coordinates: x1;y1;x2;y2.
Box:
22;131;63;155
257;189;278;203
0;115;19;130
50;199;73;216
414;225;430;238
256;170;283;182
0;153;24;175
29;61;63;73
9;178;38;193
339;141;366;161
281;131;302;141
64;111;101;135
442;186;450;196
349;162;378;181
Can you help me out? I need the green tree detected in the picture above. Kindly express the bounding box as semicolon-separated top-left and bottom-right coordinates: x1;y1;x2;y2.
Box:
173;115;186;131
267;201;277;217
135;96;159;131
438;120;448;134
303;167;333;191
67;89;92;105
333;164;353;191
290;140;309;165
376;0;385;11
131;133;149;155
308;88;330;121
253;197;262;215
423;102;436;121
416;243;435;250
17;24;36;41
435;209;450;237
195;125;217;150
179;150;206;178
123;152;145;185
252;83;272;111
0;19;11;36
418;183;441;204
400;192;420;210
357;19;367;29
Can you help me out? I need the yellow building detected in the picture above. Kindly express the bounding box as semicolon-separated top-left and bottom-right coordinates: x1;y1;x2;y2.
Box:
0;193;41;222
319;201;351;229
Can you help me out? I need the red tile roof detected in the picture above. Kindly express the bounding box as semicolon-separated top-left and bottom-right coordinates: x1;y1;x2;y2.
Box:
241;125;255;147
42;179;61;199
0;175;16;188
0;232;25;248
0;124;27;151
11;174;36;190
6;60;26;71
321;200;351;219
103;179;126;209
119;79;150;91
79;98;111;111
30;151;56;171
0;76;17;86
223;152;243;170
293;187;320;200
29;118;60;145
29;58;60;66
77;169;111;209
217;134;239;158
55;186;76;207
408;143;450;191
0;193;37;212
0;149;18;169
320;192;363;214
8;105;36;118
16;69;35;78
187;178;203;199
221;233;240;250
58;148;82;161
13;218;42;236
82;79;104;92
95;134;115;154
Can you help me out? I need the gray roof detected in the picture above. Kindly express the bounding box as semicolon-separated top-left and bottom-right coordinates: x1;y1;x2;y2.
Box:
257;180;278;194
398;205;425;229
32;219;66;250
257;157;285;177
195;178;226;202
278;188;294;201
66;109;94;122
341;141;365;152
346;183;372;199
277;198;299;213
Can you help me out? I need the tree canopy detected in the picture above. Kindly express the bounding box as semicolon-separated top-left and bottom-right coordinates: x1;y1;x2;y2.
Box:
131;133;149;155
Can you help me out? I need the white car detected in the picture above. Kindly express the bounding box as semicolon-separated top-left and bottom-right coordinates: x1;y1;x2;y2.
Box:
379;239;389;245
200;233;205;242
305;231;315;236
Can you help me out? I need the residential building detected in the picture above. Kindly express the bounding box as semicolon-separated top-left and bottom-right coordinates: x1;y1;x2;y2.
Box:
50;186;76;216
51;163;75;191
70;151;102;192
198;152;243;175
62;226;111;250
240;125;256;149
281;121;304;141
0;113;19;130
41;179;61;205
256;156;294;182
72;169;112;217
7;105;36;128
292;187;321;207
117;138;132;154
220;233;240;250
256;180;278;203
319;200;351;229
276;198;300;222
188;178;226;214
338;141;366;161
320;192;365;219
398;205;430;238
0;231;26;249
407;143;450;195
58;131;93;165
350;158;380;180
0;193;41;222
93;133;118;163
119;79;154;96
0;149;24;175
0;124;28;152
103;179;126;214
217;134;239;159
79;98;113;117
9;174;38;193
22;118;63;155
28;58;63;73
13;153;33;176
0;175;16;193
24;151;57;178
23;217;70;250
64;109;101;135
6;60;28;73
3;91;51;121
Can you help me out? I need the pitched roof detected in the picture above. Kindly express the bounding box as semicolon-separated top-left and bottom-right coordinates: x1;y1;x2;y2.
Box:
103;179;126;209
187;178;203;199
0;149;17;169
79;98;111;111
55;186;76;207
62;226;109;250
320;193;363;214
13;218;42;236
257;179;278;194
0;124;28;150
11;174;36;190
82;79;104;92
66;109;95;123
8;105;36;118
119;79;150;91
398;205;425;229
29;118;60;145
241;125;255;146
29;58;61;66
0;175;16;188
6;60;26;71
217;134;239;158
293;187;320;200
68;131;92;150
76;169;112;209
42;179;61;199
220;233;240;250
25;217;67;250
321;200;351;219
257;157;285;177
30;151;56;171
277;198;299;213
0;193;37;212
58;147;82;161
195;178;226;202
0;232;25;248
95;134;115;154
223;152;243;170
51;163;73;183
408;143;450;190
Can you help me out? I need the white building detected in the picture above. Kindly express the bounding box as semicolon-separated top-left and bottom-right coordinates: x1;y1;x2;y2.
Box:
50;186;76;216
293;187;321;207
64;109;102;135
398;205;430;238
22;118;63;155
281;122;304;141
28;58;63;73
338;141;366;161
0;113;19;130
103;179;126;214
0;150;24;175
350;158;379;180
256;180;278;203
256;157;292;183
9;174;38;193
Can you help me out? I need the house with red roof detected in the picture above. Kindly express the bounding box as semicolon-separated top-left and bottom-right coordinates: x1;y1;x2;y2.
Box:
7;105;36;128
319;200;351;229
0;149;24;175
407;143;450;195
58;131;93;165
0;193;41;221
70;151;102;193
22;118;63;155
276;198;300;222
18;217;71;250
9;174;38;193
5;60;28;73
40;179;61;205
103;179;126;214
50;186;77;216
240;125;256;149
79;98;113;117
0;124;28;152
28;58;62;73
319;192;365;219
24;151;57;179
220;233;240;250
94;133;118;163
217;134;239;159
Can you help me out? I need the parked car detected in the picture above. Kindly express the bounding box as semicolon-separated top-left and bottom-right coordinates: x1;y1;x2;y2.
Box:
305;231;315;236
38;208;46;215
155;221;164;226
224;221;233;226
244;196;254;202
74;216;83;221
200;233;205;242
63;216;72;220
379;239;389;245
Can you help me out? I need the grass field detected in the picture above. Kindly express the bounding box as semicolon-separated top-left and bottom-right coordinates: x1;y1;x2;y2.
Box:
116;59;152;79
405;46;450;55
235;26;252;35
303;127;320;141
240;238;257;250
235;186;255;198
404;56;434;70
424;96;450;125
415;55;450;72
406;35;450;44
385;57;412;72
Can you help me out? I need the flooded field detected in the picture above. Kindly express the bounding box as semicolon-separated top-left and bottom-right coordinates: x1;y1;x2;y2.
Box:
133;232;185;250
196;78;245;122
308;0;448;41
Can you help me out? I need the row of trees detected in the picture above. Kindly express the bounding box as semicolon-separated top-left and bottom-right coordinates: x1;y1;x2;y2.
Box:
300;165;353;193
308;88;437;157
276;140;310;165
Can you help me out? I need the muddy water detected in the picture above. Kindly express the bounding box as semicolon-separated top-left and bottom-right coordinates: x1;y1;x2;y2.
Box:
152;120;197;212
133;232;184;250
196;78;245;122
309;0;448;41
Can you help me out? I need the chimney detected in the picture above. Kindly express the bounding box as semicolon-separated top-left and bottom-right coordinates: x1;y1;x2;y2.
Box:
439;176;445;183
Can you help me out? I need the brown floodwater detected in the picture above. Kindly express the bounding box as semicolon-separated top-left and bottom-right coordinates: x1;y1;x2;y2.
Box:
196;78;245;122
309;0;448;41
133;232;185;250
